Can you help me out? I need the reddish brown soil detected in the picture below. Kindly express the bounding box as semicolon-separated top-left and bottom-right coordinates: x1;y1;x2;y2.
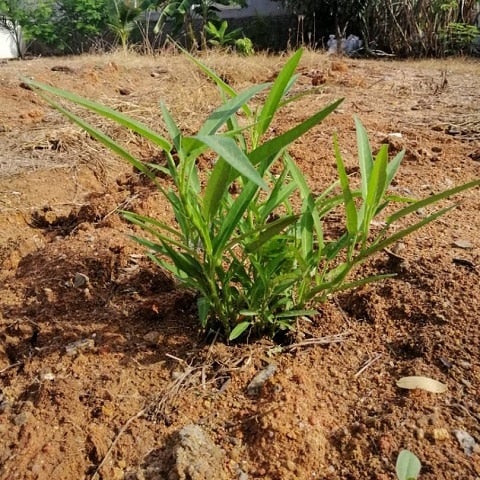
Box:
0;51;479;480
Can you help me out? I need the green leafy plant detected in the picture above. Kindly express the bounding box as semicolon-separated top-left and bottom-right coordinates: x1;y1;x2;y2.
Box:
234;36;254;55
107;0;145;51
154;0;246;50
440;22;480;55
205;20;242;47
396;449;421;480
0;0;58;55
205;20;254;55
25;49;479;341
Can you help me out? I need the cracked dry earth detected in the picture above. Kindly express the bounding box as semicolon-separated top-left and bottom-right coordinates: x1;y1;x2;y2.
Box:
0;50;479;479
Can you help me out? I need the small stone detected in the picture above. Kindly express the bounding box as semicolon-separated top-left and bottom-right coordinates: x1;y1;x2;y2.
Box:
452;239;474;250
447;126;460;135
468;150;480;161
13;411;31;426
454;429;478;456
65;338;95;356
43;288;56;303
286;460;296;472
237;469;248;480
0;393;11;413
73;272;89;288
431;146;442;153
143;331;160;345
40;371;55;381
168;424;228;480
51;65;75;73
247;364;277;396
415;428;425;440
118;87;132;96
432;428;450;441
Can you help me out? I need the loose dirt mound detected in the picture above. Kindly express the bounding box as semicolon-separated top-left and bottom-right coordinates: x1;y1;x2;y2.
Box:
0;51;479;479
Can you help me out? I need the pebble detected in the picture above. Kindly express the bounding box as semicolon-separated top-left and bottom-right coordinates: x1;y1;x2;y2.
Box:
247;364;277;396
13;412;30;426
415;427;425;440
286;460;296;472
452;239;474;250
65;338;95;356
454;429;478;456
40;371;55;381
432;428;450;441
237;469;249;480
143;331;160;345
73;272;89;288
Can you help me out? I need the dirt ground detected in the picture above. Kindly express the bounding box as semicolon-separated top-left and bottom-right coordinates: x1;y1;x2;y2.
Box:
0;49;479;480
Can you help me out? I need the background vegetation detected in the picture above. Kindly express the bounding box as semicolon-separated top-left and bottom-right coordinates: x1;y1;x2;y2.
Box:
1;0;479;56
276;0;480;56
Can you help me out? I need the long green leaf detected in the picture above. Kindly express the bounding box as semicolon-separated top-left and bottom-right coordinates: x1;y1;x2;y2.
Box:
195;134;268;190
362;144;388;232
214;182;258;253
334;135;357;235
355;116;374;200
249;99;344;166
386;149;405;186
229;321;251;340
199;82;270;136
357;206;455;262
225;213;300;250
122;211;182;238
259;176;297;222
245;215;298;252
160;102;182;153
203;158;232;221
26;79;171;151
386;179;480;225
284;153;324;254
254;49;303;141
37;94;158;183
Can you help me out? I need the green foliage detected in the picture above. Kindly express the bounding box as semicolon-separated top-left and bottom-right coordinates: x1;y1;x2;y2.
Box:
235;36;254;55
205;20;254;55
0;0;27;57
0;0;110;54
274;0;480;56
440;21;480;54
356;0;480;56
396;449;421;480
0;0;58;52
154;0;246;49
205;20;242;47
54;0;110;53
25;49;480;341
108;0;156;51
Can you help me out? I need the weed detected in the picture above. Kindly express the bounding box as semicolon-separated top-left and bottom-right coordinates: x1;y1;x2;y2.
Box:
26;49;480;340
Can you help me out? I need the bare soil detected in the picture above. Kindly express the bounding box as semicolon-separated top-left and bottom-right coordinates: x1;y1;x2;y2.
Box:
0;50;479;480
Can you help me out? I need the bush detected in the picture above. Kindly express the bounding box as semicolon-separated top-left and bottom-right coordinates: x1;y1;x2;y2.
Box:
26;49;480;340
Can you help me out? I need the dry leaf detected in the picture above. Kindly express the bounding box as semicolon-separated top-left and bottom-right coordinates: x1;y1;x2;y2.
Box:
396;376;447;393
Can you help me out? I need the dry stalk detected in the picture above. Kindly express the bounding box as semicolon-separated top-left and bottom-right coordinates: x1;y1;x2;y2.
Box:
354;353;382;378
286;332;351;351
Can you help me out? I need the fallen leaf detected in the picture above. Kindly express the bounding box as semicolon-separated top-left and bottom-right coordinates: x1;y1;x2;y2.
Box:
396;376;447;393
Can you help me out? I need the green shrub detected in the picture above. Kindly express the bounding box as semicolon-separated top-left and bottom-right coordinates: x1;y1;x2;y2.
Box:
26;49;480;340
440;22;480;55
205;20;254;55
